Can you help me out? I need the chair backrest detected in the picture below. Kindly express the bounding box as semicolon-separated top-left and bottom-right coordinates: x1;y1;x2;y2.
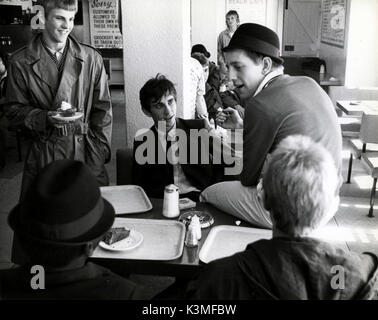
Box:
359;113;378;144
116;148;134;185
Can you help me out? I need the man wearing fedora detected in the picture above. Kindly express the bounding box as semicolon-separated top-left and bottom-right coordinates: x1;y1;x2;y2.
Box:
0;160;141;299
201;23;342;228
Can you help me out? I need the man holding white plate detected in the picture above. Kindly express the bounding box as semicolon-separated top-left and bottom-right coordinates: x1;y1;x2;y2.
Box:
4;0;112;201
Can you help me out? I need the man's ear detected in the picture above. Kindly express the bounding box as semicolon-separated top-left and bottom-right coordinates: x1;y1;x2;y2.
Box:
142;108;152;118
262;57;272;75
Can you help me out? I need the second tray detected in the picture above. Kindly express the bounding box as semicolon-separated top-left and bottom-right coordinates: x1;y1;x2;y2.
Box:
100;185;152;215
199;225;272;264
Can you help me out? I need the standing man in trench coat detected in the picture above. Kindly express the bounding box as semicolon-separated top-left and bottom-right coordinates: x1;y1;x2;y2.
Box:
4;0;112;202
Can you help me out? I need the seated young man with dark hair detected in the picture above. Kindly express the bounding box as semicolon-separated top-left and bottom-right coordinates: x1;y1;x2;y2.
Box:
0;160;141;300
132;74;240;201
162;135;378;300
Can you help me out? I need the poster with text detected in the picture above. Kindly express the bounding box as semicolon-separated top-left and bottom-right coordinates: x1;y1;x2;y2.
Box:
89;0;123;49
226;0;267;25
321;0;346;48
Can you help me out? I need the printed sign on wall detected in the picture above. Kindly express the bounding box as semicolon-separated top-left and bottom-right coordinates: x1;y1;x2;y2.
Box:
226;0;267;25
89;0;123;49
321;0;347;48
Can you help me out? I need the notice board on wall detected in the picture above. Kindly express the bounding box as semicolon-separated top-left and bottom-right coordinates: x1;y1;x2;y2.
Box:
321;0;347;48
89;0;122;49
226;0;267;25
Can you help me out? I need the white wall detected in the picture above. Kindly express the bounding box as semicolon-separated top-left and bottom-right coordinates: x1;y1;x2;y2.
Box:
121;0;191;147
190;0;226;61
344;0;378;87
190;0;283;63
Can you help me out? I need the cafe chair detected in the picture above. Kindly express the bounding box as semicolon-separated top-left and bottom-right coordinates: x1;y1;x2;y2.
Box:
116;148;133;185
360;153;378;217
346;112;378;183
346;113;378;217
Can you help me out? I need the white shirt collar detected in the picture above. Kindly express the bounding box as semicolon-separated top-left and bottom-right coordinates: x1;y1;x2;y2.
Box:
253;68;284;97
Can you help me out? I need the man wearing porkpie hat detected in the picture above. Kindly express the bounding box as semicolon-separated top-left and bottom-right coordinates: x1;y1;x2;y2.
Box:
0;160;141;300
200;23;342;229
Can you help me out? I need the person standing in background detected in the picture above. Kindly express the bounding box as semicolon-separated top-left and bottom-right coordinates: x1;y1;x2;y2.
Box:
217;10;240;81
188;57;208;119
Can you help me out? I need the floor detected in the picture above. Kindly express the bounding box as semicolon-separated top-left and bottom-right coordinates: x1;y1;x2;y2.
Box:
1;89;377;297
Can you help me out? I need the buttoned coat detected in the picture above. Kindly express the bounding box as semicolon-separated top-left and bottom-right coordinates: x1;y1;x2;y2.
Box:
5;33;112;198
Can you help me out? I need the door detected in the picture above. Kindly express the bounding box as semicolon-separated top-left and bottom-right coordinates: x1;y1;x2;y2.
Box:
282;0;321;56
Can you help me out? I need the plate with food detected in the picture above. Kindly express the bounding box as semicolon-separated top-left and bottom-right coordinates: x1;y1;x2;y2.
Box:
99;227;143;252
51;101;83;121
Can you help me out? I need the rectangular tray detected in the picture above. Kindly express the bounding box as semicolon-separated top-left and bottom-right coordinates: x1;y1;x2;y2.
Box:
100;185;152;215
92;218;186;261
199;225;272;264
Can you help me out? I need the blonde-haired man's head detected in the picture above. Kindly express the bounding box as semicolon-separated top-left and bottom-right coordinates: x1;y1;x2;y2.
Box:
263;135;341;237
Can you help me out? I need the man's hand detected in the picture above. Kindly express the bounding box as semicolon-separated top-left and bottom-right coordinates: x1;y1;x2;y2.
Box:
47;111;67;127
216;107;243;129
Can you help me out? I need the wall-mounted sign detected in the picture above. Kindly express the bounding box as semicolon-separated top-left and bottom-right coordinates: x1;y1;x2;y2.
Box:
226;0;267;25
321;0;347;48
88;0;122;49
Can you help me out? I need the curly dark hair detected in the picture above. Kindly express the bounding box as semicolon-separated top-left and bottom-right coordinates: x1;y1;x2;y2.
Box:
139;74;177;112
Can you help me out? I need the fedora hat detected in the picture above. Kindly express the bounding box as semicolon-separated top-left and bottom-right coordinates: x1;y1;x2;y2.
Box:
8;160;115;246
191;44;211;58
223;23;283;64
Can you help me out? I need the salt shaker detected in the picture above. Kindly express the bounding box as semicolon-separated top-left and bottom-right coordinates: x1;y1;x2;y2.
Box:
191;214;201;240
162;184;180;218
185;223;198;247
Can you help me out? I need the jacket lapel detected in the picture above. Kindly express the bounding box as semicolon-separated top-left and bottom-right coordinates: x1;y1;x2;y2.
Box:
27;34;58;95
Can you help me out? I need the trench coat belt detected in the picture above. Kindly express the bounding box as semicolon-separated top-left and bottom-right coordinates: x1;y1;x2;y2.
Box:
53;122;88;136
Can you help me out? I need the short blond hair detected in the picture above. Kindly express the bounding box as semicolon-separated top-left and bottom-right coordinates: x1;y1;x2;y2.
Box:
42;0;78;17
263;135;341;236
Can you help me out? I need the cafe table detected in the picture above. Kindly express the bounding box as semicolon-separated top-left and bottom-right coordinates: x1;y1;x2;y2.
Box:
90;197;258;278
336;100;378;116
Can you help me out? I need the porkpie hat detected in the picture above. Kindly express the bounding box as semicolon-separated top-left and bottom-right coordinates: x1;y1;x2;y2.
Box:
8;160;115;246
191;44;211;58
223;23;283;64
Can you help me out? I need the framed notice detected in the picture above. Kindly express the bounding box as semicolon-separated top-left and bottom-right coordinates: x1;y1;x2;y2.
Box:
321;0;347;48
226;0;267;25
89;0;122;49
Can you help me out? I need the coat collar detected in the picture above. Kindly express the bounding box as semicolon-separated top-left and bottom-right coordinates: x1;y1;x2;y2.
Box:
25;32;86;63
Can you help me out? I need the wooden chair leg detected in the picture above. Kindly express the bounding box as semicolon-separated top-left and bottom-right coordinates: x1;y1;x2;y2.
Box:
368;177;377;218
347;153;353;183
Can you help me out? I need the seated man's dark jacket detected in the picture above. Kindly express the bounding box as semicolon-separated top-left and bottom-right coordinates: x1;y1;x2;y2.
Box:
132;118;234;198
0;262;141;300
184;237;378;300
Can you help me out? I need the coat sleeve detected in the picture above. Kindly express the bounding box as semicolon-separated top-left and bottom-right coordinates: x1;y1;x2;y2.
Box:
217;32;225;67
89;55;112;163
241;99;276;186
4;61;48;132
